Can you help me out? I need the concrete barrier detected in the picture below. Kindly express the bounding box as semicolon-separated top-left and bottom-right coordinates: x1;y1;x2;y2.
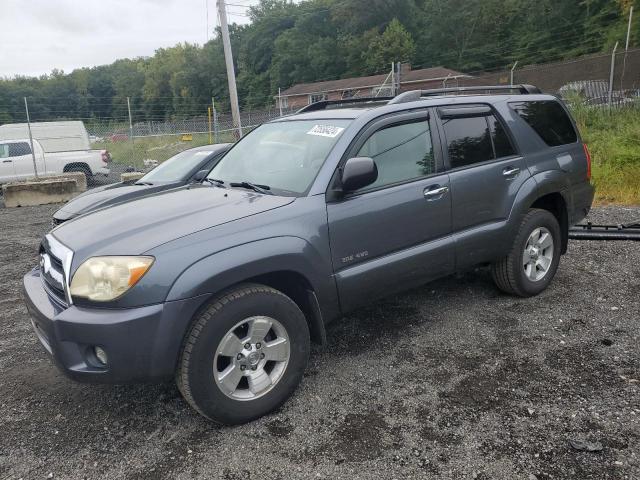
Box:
2;179;78;208
121;172;145;183
56;172;87;192
24;172;88;192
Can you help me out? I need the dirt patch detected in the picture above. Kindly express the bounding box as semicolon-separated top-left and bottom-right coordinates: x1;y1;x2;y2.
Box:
0;204;638;479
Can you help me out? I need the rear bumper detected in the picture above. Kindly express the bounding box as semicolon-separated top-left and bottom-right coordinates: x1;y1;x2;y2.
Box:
23;268;207;384
570;181;595;225
94;167;110;176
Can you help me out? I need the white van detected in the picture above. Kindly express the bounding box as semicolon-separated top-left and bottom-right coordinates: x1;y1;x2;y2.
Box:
0;121;91;152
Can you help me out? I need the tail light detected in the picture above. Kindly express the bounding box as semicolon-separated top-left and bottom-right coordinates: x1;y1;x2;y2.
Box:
583;143;591;181
101;150;112;163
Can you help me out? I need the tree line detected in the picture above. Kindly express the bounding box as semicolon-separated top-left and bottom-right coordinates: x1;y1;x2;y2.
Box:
0;0;636;123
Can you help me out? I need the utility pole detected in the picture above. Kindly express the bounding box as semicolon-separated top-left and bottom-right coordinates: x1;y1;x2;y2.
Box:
217;0;242;138
23;97;38;179
278;87;283;116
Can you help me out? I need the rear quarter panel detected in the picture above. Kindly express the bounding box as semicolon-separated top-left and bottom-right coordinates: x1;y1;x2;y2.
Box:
49;150;103;174
500;97;592;225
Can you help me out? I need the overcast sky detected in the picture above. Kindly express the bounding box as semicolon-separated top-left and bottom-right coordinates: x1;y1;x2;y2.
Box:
0;0;254;78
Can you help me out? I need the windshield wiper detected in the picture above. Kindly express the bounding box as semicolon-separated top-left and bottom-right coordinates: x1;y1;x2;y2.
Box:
134;181;153;186
229;181;272;195
203;178;227;188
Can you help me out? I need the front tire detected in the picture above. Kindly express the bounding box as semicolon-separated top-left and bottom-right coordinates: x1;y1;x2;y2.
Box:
491;208;561;297
176;284;310;424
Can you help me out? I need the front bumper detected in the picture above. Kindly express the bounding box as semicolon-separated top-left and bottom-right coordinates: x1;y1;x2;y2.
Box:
23;268;207;384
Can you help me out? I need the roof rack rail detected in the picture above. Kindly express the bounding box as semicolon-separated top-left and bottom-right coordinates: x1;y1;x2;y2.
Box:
388;85;542;104
296;96;393;113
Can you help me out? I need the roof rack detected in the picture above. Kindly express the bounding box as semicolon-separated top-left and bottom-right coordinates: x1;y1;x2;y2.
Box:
296;96;393;113
388;85;542;104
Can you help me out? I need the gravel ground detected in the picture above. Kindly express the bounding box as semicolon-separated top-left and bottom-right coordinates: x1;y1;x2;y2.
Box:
0;204;638;480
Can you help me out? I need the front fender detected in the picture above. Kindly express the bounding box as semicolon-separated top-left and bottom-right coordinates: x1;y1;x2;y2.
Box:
166;236;339;320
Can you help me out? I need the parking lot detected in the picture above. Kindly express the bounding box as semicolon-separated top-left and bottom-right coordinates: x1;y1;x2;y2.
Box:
0;203;638;480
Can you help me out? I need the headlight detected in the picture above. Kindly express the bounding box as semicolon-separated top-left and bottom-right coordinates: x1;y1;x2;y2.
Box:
70;256;154;302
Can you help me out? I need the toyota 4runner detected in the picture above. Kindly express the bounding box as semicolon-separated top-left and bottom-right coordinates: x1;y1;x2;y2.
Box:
23;85;594;424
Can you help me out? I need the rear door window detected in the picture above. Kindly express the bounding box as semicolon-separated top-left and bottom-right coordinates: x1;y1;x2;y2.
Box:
8;142;32;157
0;144;8;158
509;100;577;146
441;110;516;169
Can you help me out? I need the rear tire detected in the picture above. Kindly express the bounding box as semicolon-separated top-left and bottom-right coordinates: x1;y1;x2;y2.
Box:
492;208;561;297
176;283;310;424
66;166;93;187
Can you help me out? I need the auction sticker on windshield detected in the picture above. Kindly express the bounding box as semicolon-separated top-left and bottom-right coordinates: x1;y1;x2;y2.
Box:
307;124;345;138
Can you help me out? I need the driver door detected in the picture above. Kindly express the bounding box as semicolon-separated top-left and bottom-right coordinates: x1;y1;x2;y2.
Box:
10;141;44;180
0;143;15;182
326;110;454;313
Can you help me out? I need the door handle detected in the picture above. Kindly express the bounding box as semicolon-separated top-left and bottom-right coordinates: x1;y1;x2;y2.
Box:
502;167;520;177
2;160;12;163
423;185;449;200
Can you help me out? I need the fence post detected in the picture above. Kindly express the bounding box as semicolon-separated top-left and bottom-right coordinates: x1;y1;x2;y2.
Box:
212;97;219;143
626;6;634;51
208;107;212;144
127;97;134;166
608;42;619;110
510;61;518;85
23;97;39;179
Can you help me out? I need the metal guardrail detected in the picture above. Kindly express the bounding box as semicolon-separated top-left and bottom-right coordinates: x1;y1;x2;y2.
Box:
569;221;640;241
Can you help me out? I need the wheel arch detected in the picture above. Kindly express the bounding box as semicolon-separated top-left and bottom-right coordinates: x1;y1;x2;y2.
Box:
509;172;571;254
63;162;93;175
530;192;569;254
228;272;326;345
165;237;339;345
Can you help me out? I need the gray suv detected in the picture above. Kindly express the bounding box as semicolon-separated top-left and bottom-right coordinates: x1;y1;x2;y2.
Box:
23;86;594;424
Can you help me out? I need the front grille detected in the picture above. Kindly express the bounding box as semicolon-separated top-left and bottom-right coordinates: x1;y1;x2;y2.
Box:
40;242;69;307
52;217;65;227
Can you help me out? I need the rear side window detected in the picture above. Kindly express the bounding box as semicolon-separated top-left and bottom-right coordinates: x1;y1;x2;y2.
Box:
510;100;577;146
0;144;8;158
442;112;516;169
8;142;32;157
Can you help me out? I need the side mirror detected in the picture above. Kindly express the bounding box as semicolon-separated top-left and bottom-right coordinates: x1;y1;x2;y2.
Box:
192;169;209;182
341;157;378;192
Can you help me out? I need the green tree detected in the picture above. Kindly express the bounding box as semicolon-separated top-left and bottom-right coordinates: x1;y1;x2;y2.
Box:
364;19;416;72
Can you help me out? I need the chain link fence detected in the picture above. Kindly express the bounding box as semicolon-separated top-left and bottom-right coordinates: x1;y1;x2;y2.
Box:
2;49;638;187
442;48;640;108
83;107;297;183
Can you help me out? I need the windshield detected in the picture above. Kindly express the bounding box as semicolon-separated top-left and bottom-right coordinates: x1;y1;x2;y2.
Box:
140;149;216;183
207;119;351;195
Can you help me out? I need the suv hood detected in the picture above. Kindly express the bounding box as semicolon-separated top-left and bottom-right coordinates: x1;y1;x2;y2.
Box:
54;182;170;220
52;185;295;257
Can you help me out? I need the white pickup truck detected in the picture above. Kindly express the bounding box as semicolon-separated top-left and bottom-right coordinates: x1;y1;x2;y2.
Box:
0;138;110;184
